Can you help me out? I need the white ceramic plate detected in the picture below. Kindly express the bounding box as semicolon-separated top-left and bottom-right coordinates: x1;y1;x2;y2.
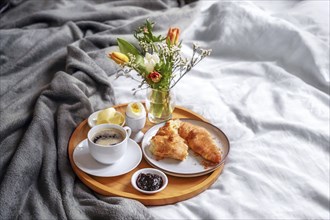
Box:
87;110;125;128
73;139;142;177
141;119;230;177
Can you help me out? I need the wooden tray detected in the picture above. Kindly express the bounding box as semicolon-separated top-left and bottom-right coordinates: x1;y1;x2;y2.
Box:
68;104;226;206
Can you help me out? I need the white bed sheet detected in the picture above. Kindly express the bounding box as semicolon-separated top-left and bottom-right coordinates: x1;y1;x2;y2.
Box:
111;1;329;219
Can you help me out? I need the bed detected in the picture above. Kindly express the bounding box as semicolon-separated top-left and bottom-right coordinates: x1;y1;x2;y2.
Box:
0;0;329;219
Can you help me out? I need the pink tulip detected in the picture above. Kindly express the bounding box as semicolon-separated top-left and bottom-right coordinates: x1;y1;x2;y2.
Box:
148;71;162;83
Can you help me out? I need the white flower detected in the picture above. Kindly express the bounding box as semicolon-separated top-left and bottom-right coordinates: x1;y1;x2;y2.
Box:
144;52;160;72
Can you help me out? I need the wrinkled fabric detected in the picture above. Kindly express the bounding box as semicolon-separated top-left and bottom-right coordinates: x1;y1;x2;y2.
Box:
1;0;329;219
0;0;197;219
110;1;329;219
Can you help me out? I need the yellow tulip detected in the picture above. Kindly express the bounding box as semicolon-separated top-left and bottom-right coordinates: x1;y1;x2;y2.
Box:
167;27;180;45
108;52;129;64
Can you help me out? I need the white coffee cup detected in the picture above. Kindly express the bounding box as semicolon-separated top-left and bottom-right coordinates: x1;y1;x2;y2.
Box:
87;124;131;164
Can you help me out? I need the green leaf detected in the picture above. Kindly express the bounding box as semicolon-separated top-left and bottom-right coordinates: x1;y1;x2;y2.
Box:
117;38;140;56
117;38;148;74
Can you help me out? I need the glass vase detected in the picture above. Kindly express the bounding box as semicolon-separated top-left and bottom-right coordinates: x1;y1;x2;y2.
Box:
145;88;176;124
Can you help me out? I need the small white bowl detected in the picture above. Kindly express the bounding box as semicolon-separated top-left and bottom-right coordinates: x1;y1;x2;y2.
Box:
131;168;168;194
88;110;125;128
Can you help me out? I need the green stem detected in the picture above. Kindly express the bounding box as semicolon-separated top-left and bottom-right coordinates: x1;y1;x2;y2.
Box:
149;89;172;119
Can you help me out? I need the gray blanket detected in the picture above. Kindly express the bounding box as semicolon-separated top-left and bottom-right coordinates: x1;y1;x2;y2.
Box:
0;0;196;219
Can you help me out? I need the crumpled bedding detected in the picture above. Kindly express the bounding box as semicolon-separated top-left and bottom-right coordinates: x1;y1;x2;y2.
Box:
0;0;329;219
113;1;330;219
0;0;188;219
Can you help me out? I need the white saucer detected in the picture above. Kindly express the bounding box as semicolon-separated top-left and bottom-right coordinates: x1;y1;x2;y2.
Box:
73;139;142;177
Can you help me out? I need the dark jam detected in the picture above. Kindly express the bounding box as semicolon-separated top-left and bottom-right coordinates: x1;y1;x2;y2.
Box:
136;173;163;191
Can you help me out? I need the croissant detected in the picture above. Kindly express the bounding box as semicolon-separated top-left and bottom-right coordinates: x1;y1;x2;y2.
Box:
149;120;188;161
179;122;221;163
155;119;182;136
150;134;188;161
149;119;221;164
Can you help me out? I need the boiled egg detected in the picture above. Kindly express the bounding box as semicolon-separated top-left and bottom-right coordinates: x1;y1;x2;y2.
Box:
126;102;146;118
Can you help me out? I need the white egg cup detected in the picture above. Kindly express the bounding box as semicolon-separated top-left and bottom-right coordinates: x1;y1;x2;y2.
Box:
125;113;146;143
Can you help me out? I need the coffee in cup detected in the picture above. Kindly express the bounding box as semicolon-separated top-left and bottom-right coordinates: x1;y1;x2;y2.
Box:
92;128;125;146
87;124;131;164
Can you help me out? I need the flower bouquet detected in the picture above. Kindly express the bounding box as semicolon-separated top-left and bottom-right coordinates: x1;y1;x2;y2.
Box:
108;19;211;123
